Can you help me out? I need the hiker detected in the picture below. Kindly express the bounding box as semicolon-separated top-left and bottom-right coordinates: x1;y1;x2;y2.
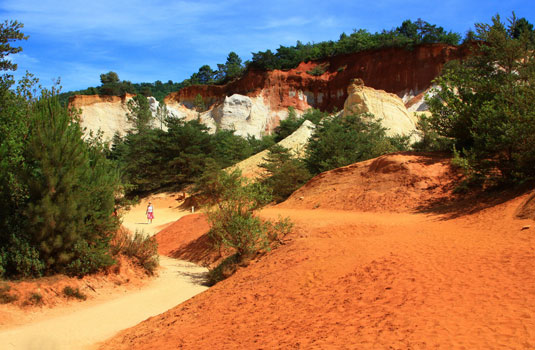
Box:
146;201;154;224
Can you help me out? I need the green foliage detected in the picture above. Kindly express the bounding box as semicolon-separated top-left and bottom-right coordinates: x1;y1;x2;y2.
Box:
206;254;239;286
0;284;18;304
249;19;460;71
22;97;121;274
110;228;159;274
63;286;87;300
306;63;328;76
0;20;28;73
426;14;535;182
412;113;453;151
217;52;244;82
260;145;311;203
0;21;121;279
0;234;45;278
305;113;408;174
273;108;326;142
194;93;206;112
98;71;135;96
246;134;276;154
26;292;43;305
201;169;293;284
66;240;115;277
126;94;153;133
113;116;256;195
202;169;271;257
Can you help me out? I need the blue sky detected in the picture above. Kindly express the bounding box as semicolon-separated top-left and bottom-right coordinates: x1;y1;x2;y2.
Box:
1;0;533;92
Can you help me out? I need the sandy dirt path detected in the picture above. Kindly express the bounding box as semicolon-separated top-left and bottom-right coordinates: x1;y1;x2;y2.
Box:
0;193;208;350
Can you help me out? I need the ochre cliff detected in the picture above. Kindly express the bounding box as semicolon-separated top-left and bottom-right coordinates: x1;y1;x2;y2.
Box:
165;43;467;113
71;44;468;139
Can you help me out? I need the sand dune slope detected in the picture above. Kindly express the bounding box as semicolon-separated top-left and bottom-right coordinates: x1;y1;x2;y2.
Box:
100;153;535;350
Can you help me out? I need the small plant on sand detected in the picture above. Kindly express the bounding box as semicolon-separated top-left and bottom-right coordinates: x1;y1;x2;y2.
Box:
206;254;240;286
0;284;18;304
63;286;87;300
197;168;294;284
26;292;43;306
110;228;159;274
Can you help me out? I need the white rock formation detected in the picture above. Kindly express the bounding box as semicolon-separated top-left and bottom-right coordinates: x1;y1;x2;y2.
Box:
342;79;419;142
229;120;316;178
209;94;273;138
73;95;133;141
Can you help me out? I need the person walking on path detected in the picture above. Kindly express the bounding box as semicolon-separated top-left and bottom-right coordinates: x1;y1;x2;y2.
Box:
146;201;154;224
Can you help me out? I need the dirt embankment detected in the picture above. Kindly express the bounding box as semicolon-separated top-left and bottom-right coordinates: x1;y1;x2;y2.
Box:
99;153;535;350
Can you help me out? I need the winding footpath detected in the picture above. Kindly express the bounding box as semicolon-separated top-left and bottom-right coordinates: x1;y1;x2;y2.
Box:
0;194;207;350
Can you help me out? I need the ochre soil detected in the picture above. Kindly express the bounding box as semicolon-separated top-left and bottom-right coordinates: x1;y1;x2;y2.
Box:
99;153;535;349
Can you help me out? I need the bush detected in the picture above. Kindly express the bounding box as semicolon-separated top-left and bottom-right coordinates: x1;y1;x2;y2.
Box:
0;284;18;304
26;292;43;305
260;145;311;203
306;63;329;76
66;240;115;277
426;14;535;183
206;254;239;286
1;234;45;278
206;171;272;259
305;113;408;175
63;286;87;300
110;228;159;274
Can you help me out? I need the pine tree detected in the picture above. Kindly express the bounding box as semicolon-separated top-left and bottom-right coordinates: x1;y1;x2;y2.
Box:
24;97;120;273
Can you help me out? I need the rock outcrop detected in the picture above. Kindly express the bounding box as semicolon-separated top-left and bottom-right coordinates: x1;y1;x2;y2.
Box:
70;94;168;140
167;43;467;113
229;120;316;178
71;43;468;140
342;79;418;140
70;94;133;140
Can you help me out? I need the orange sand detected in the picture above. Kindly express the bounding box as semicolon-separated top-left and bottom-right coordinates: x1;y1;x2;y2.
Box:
100;153;535;349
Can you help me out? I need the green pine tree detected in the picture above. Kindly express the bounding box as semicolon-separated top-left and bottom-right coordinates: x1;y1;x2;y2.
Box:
24;97;120;273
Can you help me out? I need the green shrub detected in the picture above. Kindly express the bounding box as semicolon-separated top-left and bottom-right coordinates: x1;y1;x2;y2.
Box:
63;286;87;300
305;113;407;175
306;63;329;76
27;292;43;305
110;228;159;274
66;240;115;277
0;284;18;304
206;254;239;286
426;14;535;183
199;169;294;284
260;145;311;203
265;216;294;244
1;234;45;278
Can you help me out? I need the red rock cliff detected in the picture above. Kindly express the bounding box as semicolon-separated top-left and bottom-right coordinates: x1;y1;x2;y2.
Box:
165;43;469;112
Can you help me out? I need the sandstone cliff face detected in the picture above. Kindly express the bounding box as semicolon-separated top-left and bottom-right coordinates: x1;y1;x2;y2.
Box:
72;44;466;140
166;43;466;114
342;79;418;141
70;94;134;140
70;95;169;140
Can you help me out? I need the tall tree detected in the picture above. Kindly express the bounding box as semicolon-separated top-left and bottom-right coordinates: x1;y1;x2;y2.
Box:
24;97;120;272
0;20;28;74
126;94;153;133
427;14;535;181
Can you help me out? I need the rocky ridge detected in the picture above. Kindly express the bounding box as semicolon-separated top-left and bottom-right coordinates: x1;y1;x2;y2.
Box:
70;43;467;140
